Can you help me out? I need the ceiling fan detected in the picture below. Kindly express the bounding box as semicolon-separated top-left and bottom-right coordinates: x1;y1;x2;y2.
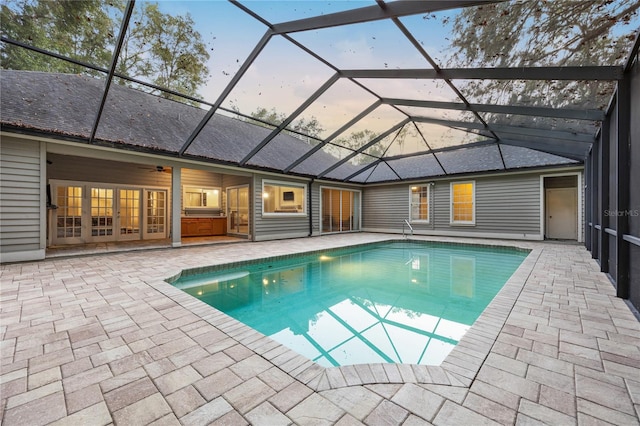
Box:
138;165;172;173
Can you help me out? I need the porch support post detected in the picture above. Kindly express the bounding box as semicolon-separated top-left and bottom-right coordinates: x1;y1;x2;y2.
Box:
584;153;591;251
171;166;182;248
590;140;599;259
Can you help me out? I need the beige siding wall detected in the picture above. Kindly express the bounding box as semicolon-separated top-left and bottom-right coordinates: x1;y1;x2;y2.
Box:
1;136;44;261
48;153;173;187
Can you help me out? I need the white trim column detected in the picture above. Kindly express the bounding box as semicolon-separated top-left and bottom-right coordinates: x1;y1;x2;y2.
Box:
171;166;182;248
40;142;47;251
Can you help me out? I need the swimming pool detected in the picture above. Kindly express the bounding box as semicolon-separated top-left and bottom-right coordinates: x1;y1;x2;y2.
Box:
170;241;529;367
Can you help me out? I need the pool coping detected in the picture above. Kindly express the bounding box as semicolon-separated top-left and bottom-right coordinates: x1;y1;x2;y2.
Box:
146;237;541;391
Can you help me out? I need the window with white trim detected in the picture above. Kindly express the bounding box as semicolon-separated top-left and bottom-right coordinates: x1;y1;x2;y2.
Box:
450;181;475;225
410;185;429;222
262;180;306;215
183;187;220;208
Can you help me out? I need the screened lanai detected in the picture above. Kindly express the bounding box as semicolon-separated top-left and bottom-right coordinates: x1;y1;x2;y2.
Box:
2;0;638;183
3;3;640;424
2;1;640;310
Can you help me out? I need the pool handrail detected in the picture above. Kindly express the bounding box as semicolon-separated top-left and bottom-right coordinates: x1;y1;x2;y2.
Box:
403;219;413;239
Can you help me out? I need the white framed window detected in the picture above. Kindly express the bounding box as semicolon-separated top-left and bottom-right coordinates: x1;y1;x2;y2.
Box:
409;184;430;223
262;180;306;216
183;187;221;209
450;181;475;225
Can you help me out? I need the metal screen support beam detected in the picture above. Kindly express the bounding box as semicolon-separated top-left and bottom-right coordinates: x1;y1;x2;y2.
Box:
343;159;380;182
317;119;410;178
178;30;273;156
497;139;586;161
585;153;592;251
411;121;448;175
283;100;382;173
590;139;600;259
490;124;595;143
411;116;594;144
270;0;498;34
388;15;498;170
341;66;624;81
599;113;610;273
239;73;340;166
382;139;496;162
1;35;221;110
344;139;496;181
616;75;631;299
88;0;135;143
381;98;606;121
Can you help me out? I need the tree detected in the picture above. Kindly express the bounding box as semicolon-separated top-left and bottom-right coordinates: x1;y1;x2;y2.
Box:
246;107;287;128
444;1;640;110
332;129;380;164
1;0;116;74
117;3;210;102
239;107;325;141
1;0;210;103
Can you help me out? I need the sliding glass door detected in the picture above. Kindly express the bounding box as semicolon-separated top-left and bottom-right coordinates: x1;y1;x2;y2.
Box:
227;185;249;235
321;187;360;233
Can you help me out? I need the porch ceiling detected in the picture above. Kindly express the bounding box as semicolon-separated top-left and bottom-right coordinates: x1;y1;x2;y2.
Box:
1;0;639;183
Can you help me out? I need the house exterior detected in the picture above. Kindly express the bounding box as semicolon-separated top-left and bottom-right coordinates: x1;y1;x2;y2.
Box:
1;70;583;265
1;53;639;314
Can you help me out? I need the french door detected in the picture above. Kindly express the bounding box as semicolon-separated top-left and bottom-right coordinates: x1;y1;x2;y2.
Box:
52;181;167;245
118;189;141;241
144;190;167;239
89;187;115;241
54;185;83;244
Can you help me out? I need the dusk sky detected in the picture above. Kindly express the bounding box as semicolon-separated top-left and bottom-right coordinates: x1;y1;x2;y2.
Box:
140;1;638;154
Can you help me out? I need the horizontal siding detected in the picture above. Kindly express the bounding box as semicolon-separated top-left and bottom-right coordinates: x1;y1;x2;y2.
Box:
1;136;42;255
182;168;223;188
311;182;321;235
475;176;540;233
364;173;543;237
362;185;408;231
48;153;172;187
222;174;252;188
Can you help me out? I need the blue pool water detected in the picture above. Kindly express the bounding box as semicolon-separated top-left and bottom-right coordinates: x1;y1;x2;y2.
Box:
170;241;528;367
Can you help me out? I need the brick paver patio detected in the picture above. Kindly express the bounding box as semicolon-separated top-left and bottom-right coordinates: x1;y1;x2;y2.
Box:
1;233;639;425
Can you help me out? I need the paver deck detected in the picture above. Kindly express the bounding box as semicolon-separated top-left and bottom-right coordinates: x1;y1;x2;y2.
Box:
1;233;639;425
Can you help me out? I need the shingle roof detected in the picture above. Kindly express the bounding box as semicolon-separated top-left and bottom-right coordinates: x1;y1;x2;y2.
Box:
1;70;577;182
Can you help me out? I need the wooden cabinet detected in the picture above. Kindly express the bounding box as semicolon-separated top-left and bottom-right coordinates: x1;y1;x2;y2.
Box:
181;217;227;237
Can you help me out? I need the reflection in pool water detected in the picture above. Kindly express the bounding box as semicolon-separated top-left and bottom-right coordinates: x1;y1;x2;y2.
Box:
172;242;528;367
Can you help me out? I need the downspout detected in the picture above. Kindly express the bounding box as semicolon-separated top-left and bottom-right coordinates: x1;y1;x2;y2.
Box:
308;179;314;237
430;181;436;230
